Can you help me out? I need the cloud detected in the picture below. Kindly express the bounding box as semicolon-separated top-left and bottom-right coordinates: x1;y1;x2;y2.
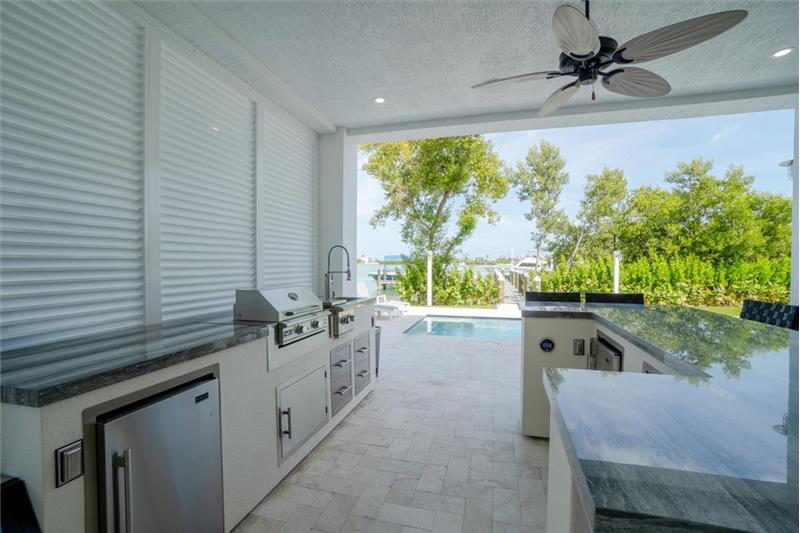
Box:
709;125;740;144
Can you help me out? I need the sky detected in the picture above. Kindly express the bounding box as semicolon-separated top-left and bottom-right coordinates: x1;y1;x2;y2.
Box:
357;109;796;260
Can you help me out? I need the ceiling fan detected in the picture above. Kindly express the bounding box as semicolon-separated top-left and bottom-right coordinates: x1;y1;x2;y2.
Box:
472;1;747;117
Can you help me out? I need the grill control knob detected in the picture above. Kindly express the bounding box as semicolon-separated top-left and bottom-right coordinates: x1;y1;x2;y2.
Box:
294;325;306;334
311;320;320;329
340;316;348;324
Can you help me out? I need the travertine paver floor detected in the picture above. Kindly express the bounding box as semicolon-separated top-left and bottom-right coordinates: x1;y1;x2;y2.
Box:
234;314;548;533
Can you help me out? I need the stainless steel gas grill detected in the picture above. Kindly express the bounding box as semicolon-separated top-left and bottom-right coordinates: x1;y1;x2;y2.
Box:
234;288;329;347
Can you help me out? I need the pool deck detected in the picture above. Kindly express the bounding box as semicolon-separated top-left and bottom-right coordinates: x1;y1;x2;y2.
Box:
234;313;547;533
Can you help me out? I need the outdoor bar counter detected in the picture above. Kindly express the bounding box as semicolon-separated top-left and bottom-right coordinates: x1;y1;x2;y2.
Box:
520;303;798;532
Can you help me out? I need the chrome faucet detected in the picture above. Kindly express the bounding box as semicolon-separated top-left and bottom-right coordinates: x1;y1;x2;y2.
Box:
325;245;351;302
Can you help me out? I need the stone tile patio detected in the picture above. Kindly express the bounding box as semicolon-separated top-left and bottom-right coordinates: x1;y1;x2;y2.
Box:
234;314;547;533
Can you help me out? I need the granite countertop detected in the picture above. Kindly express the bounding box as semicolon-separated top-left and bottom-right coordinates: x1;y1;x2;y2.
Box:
1;312;270;407
525;303;798;531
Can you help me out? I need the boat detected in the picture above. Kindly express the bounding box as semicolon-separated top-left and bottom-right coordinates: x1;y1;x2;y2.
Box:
368;270;398;283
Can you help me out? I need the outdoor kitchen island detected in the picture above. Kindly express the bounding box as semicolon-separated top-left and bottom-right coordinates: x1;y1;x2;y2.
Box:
0;295;376;532
521;303;798;532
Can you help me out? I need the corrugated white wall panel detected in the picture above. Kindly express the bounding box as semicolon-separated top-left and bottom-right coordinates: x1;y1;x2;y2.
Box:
262;107;317;289
0;1;145;349
159;44;257;321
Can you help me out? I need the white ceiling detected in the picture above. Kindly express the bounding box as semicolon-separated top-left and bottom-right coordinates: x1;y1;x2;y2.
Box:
138;1;798;132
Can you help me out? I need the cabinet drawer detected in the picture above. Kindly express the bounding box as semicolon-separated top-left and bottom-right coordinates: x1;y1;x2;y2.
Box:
330;381;353;415
330;356;352;384
353;332;370;358
330;342;353;415
329;342;352;381
354;355;370;395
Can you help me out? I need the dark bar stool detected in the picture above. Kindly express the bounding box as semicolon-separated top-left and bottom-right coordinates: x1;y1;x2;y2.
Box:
740;299;799;330
585;292;645;304
525;291;580;303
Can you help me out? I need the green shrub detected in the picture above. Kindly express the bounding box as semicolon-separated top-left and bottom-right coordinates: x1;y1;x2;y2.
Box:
396;255;499;306
540;255;790;306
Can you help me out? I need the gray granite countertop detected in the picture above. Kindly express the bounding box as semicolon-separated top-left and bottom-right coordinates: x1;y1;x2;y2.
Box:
1;312;270;407
527;303;798;531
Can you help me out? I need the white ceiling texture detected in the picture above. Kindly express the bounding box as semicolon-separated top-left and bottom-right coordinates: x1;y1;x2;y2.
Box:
137;1;798;136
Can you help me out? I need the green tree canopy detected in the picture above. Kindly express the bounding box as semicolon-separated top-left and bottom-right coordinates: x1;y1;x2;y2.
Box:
362;136;507;264
616;159;790;264
562;167;627;264
512;140;569;272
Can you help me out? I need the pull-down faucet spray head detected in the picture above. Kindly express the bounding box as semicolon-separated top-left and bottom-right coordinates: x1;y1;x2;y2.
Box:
325;245;352;301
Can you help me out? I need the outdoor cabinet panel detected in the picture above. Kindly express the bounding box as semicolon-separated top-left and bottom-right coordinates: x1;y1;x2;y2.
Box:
329;343;353;415
353;332;371;395
278;366;329;461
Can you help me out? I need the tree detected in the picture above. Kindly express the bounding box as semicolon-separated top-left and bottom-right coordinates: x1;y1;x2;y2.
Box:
362;136;508;264
512;140;569;275
665;160;764;264
566;167;627;265
752;192;792;260
618;186;683;260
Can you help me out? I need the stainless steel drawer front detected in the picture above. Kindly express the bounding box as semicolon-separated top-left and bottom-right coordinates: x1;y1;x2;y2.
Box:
330;343;353;415
353;332;371;395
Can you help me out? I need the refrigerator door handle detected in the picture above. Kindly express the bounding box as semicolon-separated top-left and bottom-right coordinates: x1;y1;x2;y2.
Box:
281;408;292;439
113;449;133;533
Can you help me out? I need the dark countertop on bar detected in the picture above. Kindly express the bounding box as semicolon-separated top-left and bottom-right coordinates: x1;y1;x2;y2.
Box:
1;312;271;407
524;303;798;531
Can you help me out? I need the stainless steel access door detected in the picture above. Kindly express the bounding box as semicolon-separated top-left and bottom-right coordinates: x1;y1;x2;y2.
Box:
97;378;223;533
278;366;329;461
596;339;622;371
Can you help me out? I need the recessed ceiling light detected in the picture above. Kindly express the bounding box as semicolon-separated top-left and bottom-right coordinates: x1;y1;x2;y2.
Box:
772;47;794;58
373;97;385;104
211;126;220;132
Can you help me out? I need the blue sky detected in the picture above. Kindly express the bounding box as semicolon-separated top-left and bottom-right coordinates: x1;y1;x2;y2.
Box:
357;109;795;259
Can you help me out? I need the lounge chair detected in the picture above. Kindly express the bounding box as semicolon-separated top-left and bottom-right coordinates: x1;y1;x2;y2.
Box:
374;294;409;319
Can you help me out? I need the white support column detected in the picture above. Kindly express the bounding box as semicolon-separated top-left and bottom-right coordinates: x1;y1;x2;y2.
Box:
791;106;798;306
318;128;358;297
613;250;622;294
143;28;162;325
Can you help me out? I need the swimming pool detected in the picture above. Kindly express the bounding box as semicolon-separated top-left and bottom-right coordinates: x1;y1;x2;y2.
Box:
404;316;521;340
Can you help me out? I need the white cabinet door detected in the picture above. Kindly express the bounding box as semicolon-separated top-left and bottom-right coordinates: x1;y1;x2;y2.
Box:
277;366;329;461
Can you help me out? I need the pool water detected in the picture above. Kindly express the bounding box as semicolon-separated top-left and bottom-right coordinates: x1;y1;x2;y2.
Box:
404;316;521;340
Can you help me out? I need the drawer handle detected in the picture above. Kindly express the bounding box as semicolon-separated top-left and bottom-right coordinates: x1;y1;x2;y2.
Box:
333;359;350;368
335;385;352;396
357;370;369;378
356;347;367;354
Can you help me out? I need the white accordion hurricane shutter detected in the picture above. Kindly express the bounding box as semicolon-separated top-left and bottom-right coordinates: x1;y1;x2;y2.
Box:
0;1;145;349
262;105;317;290
159;43;257;321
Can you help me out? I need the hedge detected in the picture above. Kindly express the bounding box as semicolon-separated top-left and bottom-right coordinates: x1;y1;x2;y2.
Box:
540;255;790;306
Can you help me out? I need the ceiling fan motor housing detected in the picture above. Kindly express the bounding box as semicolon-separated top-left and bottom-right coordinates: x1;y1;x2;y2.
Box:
558;36;619;74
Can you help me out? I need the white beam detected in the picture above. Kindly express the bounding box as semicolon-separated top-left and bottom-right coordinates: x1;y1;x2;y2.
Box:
347;85;797;143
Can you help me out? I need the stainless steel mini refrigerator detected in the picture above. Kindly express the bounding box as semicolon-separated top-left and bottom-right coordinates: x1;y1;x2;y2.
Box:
96;377;223;533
